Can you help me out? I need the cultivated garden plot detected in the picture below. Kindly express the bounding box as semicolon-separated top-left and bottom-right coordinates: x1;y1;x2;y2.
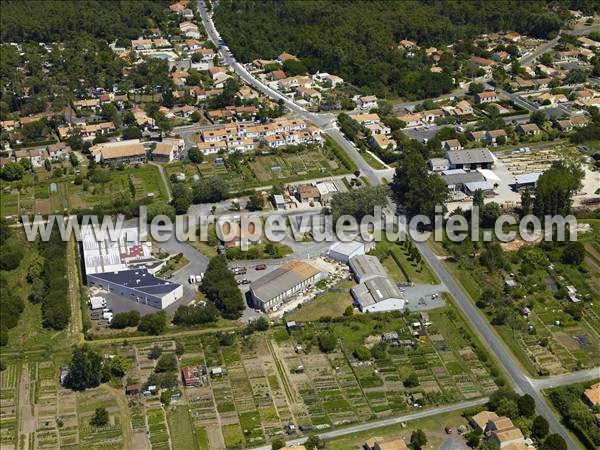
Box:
0;364;18;448
0;164;167;217
442;220;600;376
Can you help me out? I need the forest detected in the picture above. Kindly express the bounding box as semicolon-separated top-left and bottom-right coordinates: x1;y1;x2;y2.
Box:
0;0;171;43
213;0;580;98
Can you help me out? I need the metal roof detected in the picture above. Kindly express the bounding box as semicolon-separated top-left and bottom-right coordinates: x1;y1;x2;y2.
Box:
351;276;405;308
250;261;320;303
446;147;494;165
91;269;180;296
348;255;387;282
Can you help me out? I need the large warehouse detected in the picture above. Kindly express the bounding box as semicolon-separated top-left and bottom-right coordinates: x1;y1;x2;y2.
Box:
249;261;322;312
79;225;182;309
87;269;183;309
351;277;405;313
348;254;387;283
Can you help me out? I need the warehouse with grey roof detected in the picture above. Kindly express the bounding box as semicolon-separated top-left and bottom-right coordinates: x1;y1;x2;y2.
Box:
249;261;322;311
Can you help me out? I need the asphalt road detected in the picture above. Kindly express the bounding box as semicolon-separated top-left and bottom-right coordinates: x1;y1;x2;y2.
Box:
251;397;489;450
198;3;594;447
520;23;600;66
197;0;392;185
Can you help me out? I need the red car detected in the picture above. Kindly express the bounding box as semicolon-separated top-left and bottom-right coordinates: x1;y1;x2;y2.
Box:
255;263;267;270
444;426;453;434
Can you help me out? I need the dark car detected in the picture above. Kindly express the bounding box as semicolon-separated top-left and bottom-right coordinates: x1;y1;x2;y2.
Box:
255;263;267;270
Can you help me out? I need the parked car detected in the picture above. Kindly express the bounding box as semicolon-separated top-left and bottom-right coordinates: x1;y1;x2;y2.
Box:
255;263;267;270
445;426;453;434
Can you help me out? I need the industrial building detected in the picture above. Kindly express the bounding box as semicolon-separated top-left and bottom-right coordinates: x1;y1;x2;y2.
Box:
87;269;183;309
249;261;322;311
445;147;494;170
79;225;182;309
327;240;367;264
351;276;406;313
348;254;387;283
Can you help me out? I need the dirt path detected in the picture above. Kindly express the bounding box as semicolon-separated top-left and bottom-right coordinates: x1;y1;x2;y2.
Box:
149;162;172;202
67;237;83;345
103;385;135;450
17;363;36;450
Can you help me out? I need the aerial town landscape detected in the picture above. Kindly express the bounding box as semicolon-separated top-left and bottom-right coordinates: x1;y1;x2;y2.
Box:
0;1;599;450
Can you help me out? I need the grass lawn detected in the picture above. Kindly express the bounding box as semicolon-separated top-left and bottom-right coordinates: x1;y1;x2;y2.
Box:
196;428;209;450
321;409;467;450
288;280;355;322
372;240;438;284
167;406;198;450
361;151;386;170
222;423;244;449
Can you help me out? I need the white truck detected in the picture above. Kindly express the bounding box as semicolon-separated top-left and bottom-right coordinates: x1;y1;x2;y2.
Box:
89;296;106;310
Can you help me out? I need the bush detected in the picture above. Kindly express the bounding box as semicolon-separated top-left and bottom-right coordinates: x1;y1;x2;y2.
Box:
110;311;140;329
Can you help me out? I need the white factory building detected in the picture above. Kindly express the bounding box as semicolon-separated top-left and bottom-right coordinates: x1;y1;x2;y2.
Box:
327;240;369;264
347;254;406;313
79;225;182;309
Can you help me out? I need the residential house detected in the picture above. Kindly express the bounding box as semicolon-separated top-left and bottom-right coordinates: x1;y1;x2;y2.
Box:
179;22;200;39
485;129;507;145
428;158;450;172
442;139;463;151
152;141;179;162
182;366;200;386
470;410;499;432
397;112;422;127
312;72;344;87
267;69;287;81
296;86;321;103
422;108;444;123
467;130;487;142
516;123;541;136
583;382;600;407
277;52;299;64
358;95;378;110
364;437;410;450
47;142;71;162
474;91;499;104
90;140;146;165
295;184;321;203
470;56;498;69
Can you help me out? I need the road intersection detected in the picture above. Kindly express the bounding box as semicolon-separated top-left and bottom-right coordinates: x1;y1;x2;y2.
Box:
197;2;598;447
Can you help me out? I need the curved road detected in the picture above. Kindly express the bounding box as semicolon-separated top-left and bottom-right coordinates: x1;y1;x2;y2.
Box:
198;3;597;447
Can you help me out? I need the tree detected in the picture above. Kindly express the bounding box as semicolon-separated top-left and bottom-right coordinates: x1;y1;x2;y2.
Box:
540;434;567;450
171;183;192;215
138;311;167;335
530;111;545;126
122;126;142;140
561;242;584;265
400;372;418;389
481;202;502;228
533;161;583;218
188;147;204;164
520;188;532;217
246;192;265;211
532;415;549;439
175;342;185;356
154;353;178;373
108;355;129;378
517;394;536;417
146;202;175;223
468;82;484;94
110;311;140;329
148;345;163;360
473;189;484;210
271;437;286;450
201;255;245;319
410;429;427;450
66;345;103;390
90;407;109;427
497;397;519;419
330;185;390;222
305;435;322;450
392;147;448;220
318;333;336;352
193;176;229;203
354;346;371;361
1;162;24;181
465;431;480;448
